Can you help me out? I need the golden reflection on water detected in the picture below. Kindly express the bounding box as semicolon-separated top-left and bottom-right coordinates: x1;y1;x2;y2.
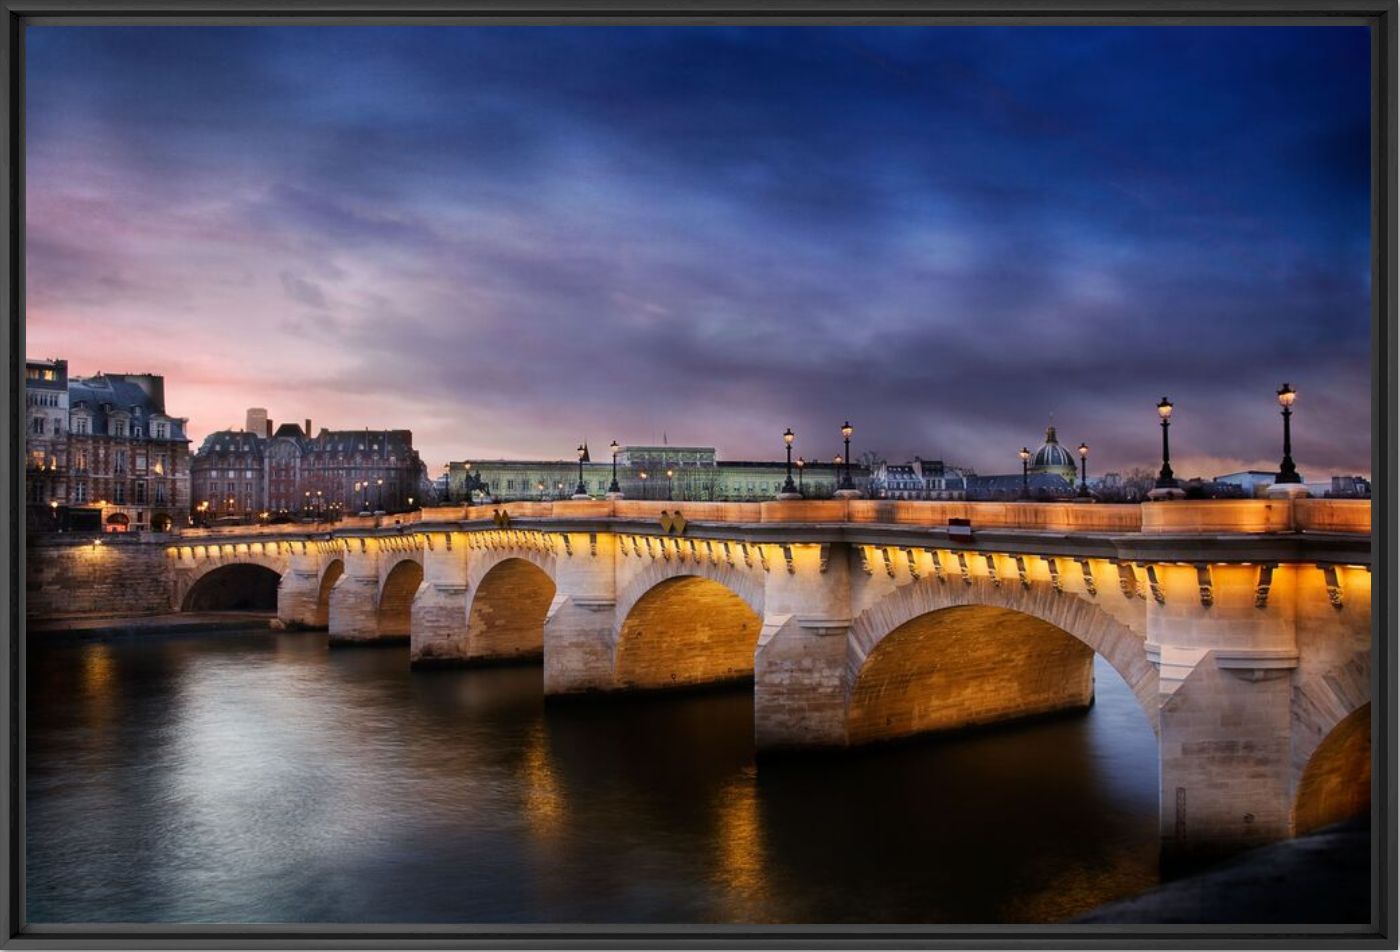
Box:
521;722;565;839
712;766;771;920
81;644;114;691
78;645;117;726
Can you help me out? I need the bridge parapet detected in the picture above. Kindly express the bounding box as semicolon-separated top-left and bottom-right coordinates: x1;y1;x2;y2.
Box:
158;495;1370;543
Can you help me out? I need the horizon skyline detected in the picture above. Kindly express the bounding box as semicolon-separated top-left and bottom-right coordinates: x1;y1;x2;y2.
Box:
25;25;1372;479
28;355;1364;484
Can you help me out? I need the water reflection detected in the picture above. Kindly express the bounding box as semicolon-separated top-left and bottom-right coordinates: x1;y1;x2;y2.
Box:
712;767;770;920
27;631;1158;923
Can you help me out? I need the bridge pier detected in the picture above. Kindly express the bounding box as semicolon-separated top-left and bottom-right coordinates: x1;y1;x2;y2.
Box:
752;541;853;748
544;530;619;693
542;595;618;693
327;545;387;645
327;573;382;644
1149;561;1302;864
410;531;472;666
754;613;850;749
277;547;328;628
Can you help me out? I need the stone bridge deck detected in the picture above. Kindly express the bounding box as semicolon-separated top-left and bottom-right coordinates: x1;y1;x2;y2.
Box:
30;497;1373;864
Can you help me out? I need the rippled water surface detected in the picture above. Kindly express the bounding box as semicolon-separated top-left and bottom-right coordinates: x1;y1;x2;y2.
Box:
27;630;1160;923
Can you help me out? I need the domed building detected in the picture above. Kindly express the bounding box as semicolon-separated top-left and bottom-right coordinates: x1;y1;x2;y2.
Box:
1030;425;1079;484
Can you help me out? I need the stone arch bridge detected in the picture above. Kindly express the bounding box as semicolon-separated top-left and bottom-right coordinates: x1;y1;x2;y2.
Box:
153;496;1373;863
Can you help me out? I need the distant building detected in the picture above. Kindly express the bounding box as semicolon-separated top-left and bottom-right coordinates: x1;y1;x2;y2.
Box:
24;359;70;511
1328;475;1371;498
191;429;266;518
1029;425;1079;484
448;443;862;502
870;457;967;500
1214;471;1282;495
190;411;426;520
960;425;1083;501
60;368;191;532
245;407;270;438
965;472;1075;501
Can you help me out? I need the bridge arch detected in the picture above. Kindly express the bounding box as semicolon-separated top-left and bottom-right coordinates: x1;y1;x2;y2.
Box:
467;546;557;593
846;576;1158;745
1293;703;1371;835
182;562;282;612
1291;648;1371;835
614;557;765;624
466;557;556;661
613;571;764;691
311;558;344;628
377;558;425;637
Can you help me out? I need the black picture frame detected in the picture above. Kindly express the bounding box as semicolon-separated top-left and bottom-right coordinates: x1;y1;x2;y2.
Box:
1;2;1394;947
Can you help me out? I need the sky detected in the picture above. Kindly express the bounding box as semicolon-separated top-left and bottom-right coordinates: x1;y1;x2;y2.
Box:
25;25;1372;479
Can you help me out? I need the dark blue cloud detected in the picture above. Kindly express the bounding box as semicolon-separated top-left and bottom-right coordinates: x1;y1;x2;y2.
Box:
25;25;1371;476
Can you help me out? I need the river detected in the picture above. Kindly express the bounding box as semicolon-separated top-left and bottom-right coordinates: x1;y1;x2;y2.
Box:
26;628;1160;924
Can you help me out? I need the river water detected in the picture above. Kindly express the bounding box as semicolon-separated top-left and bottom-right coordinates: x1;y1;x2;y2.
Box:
26;629;1160;924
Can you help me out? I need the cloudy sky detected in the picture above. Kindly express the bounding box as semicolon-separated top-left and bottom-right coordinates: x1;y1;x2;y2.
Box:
25;25;1371;479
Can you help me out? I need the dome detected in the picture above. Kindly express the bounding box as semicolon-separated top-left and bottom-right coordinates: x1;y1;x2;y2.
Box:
1031;426;1078;474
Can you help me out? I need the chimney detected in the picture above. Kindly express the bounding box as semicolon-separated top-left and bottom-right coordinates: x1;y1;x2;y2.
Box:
265;419;273;437
305;418;312;437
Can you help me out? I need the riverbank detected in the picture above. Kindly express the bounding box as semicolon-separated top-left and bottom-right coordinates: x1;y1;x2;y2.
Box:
28;611;276;640
1075;817;1372;925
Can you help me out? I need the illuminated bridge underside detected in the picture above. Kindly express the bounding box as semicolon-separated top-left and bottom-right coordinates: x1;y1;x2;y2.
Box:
150;496;1370;862
615;576;762;690
848;606;1094;746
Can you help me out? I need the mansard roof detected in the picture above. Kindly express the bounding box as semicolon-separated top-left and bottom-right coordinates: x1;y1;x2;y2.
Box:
67;373;188;441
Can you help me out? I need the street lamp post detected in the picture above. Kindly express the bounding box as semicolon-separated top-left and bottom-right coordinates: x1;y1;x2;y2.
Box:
1077;443;1090;498
840;421;854;491
796;456;805;496
1275;383;1301;484
666;468;674;501
1155;397;1179;490
1019;447;1031;499
608;440;622;496
639;471;648;499
375;478;384;512
779;428;799;497
573;444;589;499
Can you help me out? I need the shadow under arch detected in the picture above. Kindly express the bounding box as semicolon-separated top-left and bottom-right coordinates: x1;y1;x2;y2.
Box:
377;559;424;638
182;563;281;612
1293;702;1371;835
312;558;344;628
467;557;556;662
614;574;763;691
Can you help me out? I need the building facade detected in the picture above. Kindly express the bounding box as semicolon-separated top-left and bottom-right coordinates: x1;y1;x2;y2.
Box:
25;363;193;532
448;444;862;502
25;359;70;511
870;457;967;500
190;413;427;521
